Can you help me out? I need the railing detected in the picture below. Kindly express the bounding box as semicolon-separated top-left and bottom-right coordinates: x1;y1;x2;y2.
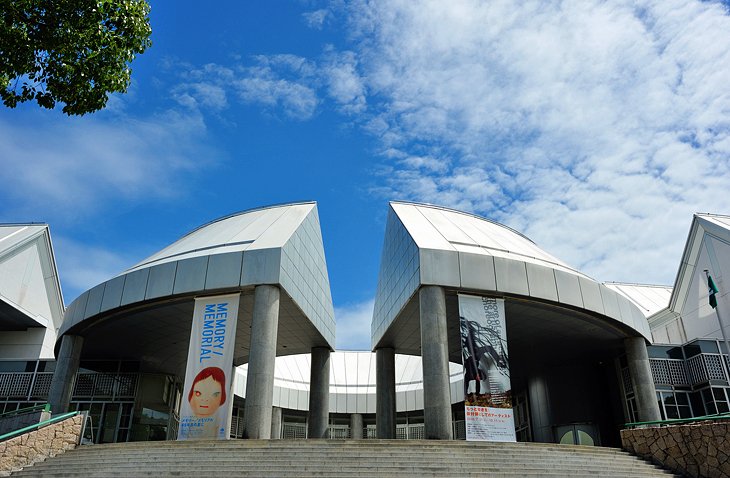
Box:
0;411;79;443
328;425;350;439
685;353;728;384
650;354;730;386
624;411;730;429
649;358;689;385
0;372;140;402
72;373;139;399
282;422;307;439
0;372;53;399
453;420;466;440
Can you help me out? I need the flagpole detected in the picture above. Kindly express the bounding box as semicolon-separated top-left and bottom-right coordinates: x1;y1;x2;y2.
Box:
705;269;730;369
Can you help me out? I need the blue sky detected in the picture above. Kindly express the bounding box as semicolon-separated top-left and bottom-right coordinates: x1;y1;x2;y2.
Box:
2;0;730;350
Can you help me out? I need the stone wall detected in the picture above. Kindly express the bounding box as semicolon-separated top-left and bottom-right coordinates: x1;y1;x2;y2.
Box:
621;421;730;478
0;414;83;476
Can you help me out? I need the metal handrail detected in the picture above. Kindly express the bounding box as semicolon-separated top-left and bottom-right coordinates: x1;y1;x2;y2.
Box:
0;411;79;442
624;411;730;429
0;403;50;419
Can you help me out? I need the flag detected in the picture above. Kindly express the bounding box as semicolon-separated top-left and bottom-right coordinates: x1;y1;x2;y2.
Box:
708;274;719;309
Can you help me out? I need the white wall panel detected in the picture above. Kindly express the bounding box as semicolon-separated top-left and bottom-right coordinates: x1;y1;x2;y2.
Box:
554;270;583;308
62;301;80;329
458;252;497;291
652;327;670;344
273;385;283;407
366;391;376;414
241;248;281;285
120;269;149;306
172;256;208;294
205;251;243;289
579;277;604;315
84;283;106;318
346;392;357;413
415;389;425;410
279;386;291;408
328;391;337;412
406;390;416;411
600;286;622;322
336;391;346;413
297;390;309;410
145;262;176;299
419;249;460;286
526;263;558;302
494;257;529;295
396;391;406;412
100;276;124;313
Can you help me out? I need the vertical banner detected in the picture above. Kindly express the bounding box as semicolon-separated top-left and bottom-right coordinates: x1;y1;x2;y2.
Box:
459;294;516;442
178;293;240;440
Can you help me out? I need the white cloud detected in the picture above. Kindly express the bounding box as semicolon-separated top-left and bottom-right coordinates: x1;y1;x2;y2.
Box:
339;0;730;284
53;236;139;304
173;57;319;120
0;108;212;219
303;9;330;30
335;299;374;350
323;50;367;114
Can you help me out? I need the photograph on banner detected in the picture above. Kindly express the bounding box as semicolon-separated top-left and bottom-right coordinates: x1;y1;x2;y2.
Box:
459;294;516;442
178;293;240;440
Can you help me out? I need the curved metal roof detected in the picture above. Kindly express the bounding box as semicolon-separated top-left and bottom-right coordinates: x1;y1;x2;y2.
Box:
390;201;584;276
234;351;464;413
372;201;652;350
125;202;317;273
604;282;673;318
59;202;336;367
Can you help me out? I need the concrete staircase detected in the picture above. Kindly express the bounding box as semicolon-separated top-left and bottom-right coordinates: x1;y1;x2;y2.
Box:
9;439;680;477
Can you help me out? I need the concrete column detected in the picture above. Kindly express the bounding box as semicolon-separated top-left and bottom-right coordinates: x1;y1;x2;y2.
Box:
527;375;553;443
308;346;331;439
376;347;396;439
420;285;453;440
243;284;280;439
270;406;283;439
350;413;363;440
624;336;661;422
48;334;84;415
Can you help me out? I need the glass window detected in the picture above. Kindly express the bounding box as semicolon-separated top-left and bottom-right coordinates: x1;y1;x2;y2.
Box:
662;392;677;406
685;340;719;355
79;361;118;373
36;361;55;372
648;346;674;359
690;392;705;417
702;388;718;415
0;361;30;372
657;396;665;420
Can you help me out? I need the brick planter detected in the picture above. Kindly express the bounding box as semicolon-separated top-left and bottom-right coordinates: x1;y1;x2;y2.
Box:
621;421;730;478
0;414;84;476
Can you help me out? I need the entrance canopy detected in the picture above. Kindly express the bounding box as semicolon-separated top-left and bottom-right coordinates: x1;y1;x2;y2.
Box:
57;203;336;375
372;202;652;355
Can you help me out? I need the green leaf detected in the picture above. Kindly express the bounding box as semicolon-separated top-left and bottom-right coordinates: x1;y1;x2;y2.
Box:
0;0;152;115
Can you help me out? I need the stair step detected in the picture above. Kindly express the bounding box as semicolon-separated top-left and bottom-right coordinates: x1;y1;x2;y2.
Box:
7;440;679;478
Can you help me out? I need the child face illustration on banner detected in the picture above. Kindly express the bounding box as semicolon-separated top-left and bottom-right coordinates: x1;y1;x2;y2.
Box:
188;367;226;417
